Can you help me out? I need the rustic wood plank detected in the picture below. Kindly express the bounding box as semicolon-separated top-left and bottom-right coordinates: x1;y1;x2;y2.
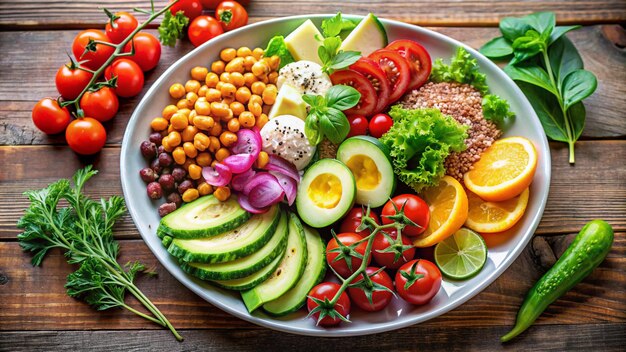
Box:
1;232;624;331
1;0;625;29
1;26;624;146
2;323;626;352
2;140;625;240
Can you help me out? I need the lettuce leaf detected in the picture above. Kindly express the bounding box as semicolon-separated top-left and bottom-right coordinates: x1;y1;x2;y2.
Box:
380;106;468;192
430;47;489;94
482;94;515;125
264;35;295;69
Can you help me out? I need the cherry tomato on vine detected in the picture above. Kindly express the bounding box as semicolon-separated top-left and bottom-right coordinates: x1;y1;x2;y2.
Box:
372;229;416;269
386;39;432;90
31;98;71;135
348;267;394;312
326;232;371;278
80;87;119;122
123;32;161;72
339;207;381;236
346;115;368;138
307;282;351;327
55;63;93;100
104;58;144;98
104;11;138;44
188;15;224;47
368;113;393;138
65;117;107;155
71;29;115;71
201;0;249;9
368;49;411;104
215;1;248;31
395;259;442;305
169;0;203;20
382;194;430;237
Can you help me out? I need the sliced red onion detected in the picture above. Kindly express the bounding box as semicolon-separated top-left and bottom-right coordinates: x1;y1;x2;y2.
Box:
248;180;285;209
232;128;262;158
237;194;269;214
266;155;301;182
270;171;298;206
231;169;256;192
243;172;280;195
222;154;255;174
202;163;232;187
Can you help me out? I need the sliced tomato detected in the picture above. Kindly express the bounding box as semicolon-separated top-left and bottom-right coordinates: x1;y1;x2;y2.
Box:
330;70;377;117
349;57;390;114
368;50;411;104
386;40;432;90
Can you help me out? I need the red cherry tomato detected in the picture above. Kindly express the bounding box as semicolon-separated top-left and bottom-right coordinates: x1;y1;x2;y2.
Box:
329;70;378;116
55;63;93;100
65;117;107;155
188;15;224;47
395;259;442;305
71;29;115;71
348;267;394;312
368;49;411;104
368;113;393;138
201;0;249;8
382;194;430;237
347;115;368;138
326;232;371;278
104;11;138;44
372;229;416;269
123;32;161;71
169;0;203;20
307;282;351;327
80;87;119;122
104;59;144;98
215;1;248;31
31;98;71;135
339;207;381;236
349;57;391;113
386;39;432;90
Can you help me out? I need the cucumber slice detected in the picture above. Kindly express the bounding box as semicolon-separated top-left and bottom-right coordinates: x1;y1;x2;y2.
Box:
263;224;327;316
168;205;280;263
241;212;308;312
210;249;286;291
339;13;388;56
159;195;250;239
180;212;289;280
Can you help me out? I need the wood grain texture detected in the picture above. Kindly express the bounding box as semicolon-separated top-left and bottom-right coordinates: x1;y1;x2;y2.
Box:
1;26;625;146
1;0;625;29
1;324;626;352
1;232;624;331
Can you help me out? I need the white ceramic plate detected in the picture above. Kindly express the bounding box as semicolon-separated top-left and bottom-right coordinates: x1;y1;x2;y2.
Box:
120;14;551;337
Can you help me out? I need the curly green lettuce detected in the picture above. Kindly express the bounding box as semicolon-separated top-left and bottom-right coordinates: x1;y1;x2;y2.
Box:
482;94;515;125
430;47;489;94
380;106;468;192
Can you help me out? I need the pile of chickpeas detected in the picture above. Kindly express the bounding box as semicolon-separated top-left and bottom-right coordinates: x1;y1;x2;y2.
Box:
139;46;280;217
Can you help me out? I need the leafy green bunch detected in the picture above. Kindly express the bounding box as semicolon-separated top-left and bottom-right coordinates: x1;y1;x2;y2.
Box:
304;85;361;145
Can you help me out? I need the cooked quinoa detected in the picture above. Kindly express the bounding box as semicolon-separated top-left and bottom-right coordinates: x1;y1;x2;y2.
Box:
400;82;501;181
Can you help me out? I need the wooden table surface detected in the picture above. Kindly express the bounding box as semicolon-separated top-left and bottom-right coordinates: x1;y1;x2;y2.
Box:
1;1;625;351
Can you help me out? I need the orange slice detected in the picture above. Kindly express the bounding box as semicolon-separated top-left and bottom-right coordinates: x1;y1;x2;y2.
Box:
464;188;530;233
414;176;468;248
463;136;538;202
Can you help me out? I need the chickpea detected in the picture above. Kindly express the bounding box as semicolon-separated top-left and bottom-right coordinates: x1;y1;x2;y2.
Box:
211;102;231;119
177;108;191;117
256;151;269;169
191;66;209;81
225;57;244;73
196;152;213;166
211;60;225;75
169;83;185;99
268;71;279;85
215;147;231;161
220;48;237;62
256;113;269;129
219;131;237;147
182;188;200;203
197;182;213;196
182;158;195;171
221;97;235;107
236;46;252;57
172;147;186;165
215;81;225;91
186;91;198;105
182;142;198;158
185;80;201;94
162;105;178;120
193;132;210;151
188;164;202;180
209;121;223;136
176;99;190;109
249;94;263;106
252;47;264;60
198;85;209;97
170;113;189;130
268;56;280;71
229;72;245;87
193;115;215;131
168;131;182;147
205;72;219;88
187;109;197;125
251;81;266;96
208;136;221;153
214;186;231;201
262;85;278;105
194;100;212;115
235;86;251;104
220;82;237;99
161;136;174;152
182;125;199;142
230;101;245;116
167;124;176;133
249;102;262;117
259;75;269;84
227;118;241;132
220;72;231;83
150;117;168;131
252;61;270;77
243;55;257;71
238;111;256;128
243;72;256;87
206;88;222;102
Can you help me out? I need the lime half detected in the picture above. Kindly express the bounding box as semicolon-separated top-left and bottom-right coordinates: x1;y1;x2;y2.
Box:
434;228;488;280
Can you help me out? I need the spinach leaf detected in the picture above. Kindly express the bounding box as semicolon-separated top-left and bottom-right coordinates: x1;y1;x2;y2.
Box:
562;69;597;110
511;29;548;64
480;36;513;59
504;64;558;95
499;16;532;41
548;36;583;86
518;82;569;142
525;12;555;36
549;25;582;44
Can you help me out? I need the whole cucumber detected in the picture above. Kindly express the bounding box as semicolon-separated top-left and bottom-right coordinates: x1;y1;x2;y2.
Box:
501;219;614;342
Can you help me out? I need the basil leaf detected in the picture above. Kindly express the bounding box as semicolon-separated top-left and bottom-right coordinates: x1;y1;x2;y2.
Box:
329;50;361;71
318;45;331;66
479;36;513;59
511;30;546;64
321;12;357;38
326;85;361;111
568;101;586;140
323;36;342;56
562;69;597;111
304;113;322;146
548;36;583;86
302;94;326;110
517;81;569;142
549;25;582;44
319;107;350;144
500;16;532;42
504;64;558;96
525;11;555;37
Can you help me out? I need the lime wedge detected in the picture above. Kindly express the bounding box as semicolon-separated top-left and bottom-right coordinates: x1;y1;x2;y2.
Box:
434;228;487;280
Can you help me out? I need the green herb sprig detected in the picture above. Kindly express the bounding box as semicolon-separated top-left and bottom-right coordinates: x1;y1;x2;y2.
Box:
17;167;182;341
158;10;189;47
318;13;361;74
303;85;361;145
480;11;597;163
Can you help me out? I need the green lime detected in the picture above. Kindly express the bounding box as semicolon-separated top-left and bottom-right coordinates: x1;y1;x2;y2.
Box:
434;228;488;280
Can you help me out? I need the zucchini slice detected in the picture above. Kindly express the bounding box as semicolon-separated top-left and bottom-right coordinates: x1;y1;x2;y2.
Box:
211;249;286;291
263;224;327;316
158;195;250;239
240;212;308;312
180;212;289;280
168;205;280;263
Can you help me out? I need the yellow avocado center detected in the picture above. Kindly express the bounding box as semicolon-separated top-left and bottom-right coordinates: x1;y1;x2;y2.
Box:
346;155;381;190
307;173;342;209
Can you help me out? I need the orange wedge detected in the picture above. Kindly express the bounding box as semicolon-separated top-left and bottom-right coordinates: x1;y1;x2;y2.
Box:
414;176;468;248
463;136;538;202
464;188;530;233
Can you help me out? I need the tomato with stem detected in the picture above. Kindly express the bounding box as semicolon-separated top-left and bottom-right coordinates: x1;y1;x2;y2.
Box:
395;259;442;305
104;11;138;44
55;62;93;100
188;15;224;47
368;49;411;104
382;194;430;236
339;207;381;236
326;232;371;278
123;32;161;71
71;29;115;71
104;58;145;98
80;87;119;122
348;267;394;312
386;39;432;90
32;98;71;135
307;282;351;326
372;229;416;269
65;117;107;155
215;1;248;31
